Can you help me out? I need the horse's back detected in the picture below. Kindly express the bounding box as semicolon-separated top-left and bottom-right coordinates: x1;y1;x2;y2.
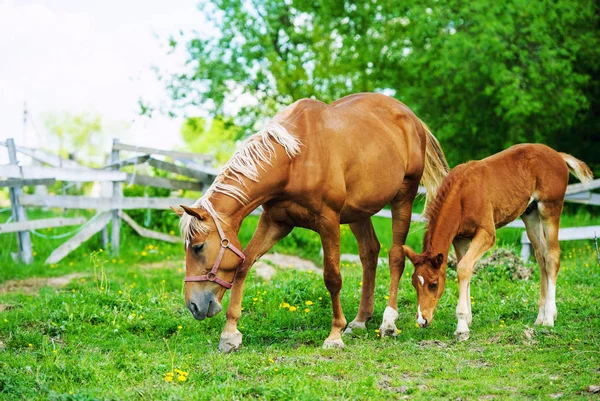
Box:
279;93;426;219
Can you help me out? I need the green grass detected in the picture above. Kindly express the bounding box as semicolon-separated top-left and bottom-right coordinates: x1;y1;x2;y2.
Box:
0;206;599;400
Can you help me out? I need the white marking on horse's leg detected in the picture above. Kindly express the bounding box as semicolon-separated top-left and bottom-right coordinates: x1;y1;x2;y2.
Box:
344;319;367;334
418;275;424;286
219;330;243;353
416;305;427;326
542;277;557;326
323;338;345;349
466;283;472;325
379;306;399;337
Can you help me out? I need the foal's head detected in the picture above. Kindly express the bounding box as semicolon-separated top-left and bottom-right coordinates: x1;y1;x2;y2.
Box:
402;245;447;328
174;205;244;321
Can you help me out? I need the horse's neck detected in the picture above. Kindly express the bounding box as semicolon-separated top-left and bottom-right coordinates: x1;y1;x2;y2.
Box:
423;202;461;260
207;181;275;234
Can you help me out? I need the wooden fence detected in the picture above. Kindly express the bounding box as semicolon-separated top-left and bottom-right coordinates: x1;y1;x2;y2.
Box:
1;137;598;264
0;138;216;264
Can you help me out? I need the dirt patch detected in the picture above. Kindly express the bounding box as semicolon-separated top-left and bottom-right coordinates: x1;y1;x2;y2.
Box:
448;248;532;280
261;253;323;274
0;273;84;294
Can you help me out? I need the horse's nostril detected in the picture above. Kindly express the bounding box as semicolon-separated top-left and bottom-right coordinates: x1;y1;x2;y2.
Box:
189;302;199;315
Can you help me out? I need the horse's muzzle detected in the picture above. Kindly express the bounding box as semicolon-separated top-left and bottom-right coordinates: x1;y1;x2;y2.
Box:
187;292;222;320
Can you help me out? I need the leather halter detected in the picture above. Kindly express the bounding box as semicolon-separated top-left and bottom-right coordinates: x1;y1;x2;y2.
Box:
184;209;245;289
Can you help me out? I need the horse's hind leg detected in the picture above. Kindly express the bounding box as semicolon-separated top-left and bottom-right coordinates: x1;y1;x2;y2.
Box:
344;218;380;334
379;180;419;337
538;201;563;326
521;206;548;325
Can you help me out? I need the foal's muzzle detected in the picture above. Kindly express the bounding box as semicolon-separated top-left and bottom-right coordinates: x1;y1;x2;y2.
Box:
187;291;222;320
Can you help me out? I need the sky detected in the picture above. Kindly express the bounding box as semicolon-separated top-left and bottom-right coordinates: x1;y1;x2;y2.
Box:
0;0;212;159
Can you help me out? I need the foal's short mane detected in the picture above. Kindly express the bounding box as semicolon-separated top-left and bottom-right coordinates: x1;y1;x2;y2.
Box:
422;163;470;253
180;116;302;241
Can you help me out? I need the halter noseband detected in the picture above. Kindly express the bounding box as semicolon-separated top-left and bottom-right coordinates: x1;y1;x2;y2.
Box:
184;209;245;289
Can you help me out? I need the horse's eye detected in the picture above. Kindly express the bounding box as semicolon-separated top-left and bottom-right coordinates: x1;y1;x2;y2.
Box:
192;243;205;254
428;282;439;291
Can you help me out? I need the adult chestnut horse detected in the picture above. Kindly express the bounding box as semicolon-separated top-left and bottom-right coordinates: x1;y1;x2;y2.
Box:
402;144;593;341
173;93;449;352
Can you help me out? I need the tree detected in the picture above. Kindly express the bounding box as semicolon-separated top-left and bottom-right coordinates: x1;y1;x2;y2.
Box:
180;116;243;164
164;0;600;169
44;112;104;166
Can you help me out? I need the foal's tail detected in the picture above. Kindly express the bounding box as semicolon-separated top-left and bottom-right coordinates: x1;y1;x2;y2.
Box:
559;152;594;184
419;119;450;205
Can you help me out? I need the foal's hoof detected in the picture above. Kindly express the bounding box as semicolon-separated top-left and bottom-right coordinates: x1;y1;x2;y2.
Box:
323;338;345;349
344;320;367;335
542;318;555;327
379;306;399;337
454;330;470;342
219;331;243;353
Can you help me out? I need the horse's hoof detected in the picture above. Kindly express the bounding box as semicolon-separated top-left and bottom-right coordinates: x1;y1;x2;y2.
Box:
454;331;470;342
344;320;366;335
542;319;555;327
534;318;543;325
323;338;345;349
379;306;399;337
219;331;243;353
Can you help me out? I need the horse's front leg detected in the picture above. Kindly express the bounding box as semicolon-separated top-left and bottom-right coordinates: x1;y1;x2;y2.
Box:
318;214;347;349
219;212;292;353
454;229;495;341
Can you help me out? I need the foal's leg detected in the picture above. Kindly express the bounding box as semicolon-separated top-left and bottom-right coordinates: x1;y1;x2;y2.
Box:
539;201;563;327
380;182;419;337
318;213;347;349
344;218;380;334
453;237;471;324
455;229;495;341
219;211;292;353
521;209;548;325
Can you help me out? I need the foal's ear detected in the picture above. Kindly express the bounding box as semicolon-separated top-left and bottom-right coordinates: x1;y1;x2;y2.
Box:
180;205;209;220
431;253;444;269
402;245;417;262
170;206;184;217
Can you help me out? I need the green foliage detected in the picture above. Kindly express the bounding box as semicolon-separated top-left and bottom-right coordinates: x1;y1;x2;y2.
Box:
165;0;600;170
180;116;243;164
43;112;104;167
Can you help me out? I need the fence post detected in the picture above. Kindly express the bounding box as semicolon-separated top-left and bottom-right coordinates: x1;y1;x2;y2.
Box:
111;138;121;256
6;138;34;264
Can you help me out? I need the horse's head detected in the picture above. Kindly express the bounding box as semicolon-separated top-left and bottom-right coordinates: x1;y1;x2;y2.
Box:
402;245;447;328
173;204;245;321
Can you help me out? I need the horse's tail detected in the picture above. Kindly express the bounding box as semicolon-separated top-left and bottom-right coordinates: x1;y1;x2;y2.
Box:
559;152;594;184
419;119;450;206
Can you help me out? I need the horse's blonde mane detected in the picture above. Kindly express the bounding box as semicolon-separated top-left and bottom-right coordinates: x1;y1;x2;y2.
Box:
180;117;302;240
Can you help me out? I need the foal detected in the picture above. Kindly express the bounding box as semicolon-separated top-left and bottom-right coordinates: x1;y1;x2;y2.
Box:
402;144;593;340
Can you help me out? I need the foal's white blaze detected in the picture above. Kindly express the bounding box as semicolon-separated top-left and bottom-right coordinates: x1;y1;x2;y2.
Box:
418;275;424;286
417;305;427;325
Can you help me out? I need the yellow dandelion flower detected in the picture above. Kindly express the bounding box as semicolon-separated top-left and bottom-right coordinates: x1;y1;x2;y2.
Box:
305;301;313;306
269;358;275;363
375;329;379;333
318;297;323;301
178;268;183;273
384;295;389;300
169;230;175;235
118;290;123;294
177;375;187;382
289;306;297;312
141;251;147;256
53;350;57;354
359;281;363;286
280;302;290;309
165;376;173;383
252;298;258;301
304;308;310;313
415;323;420;327
3;319;7;322
178;326;182;330
274;368;279;372
28;343;32;347
308;270;313;274
99;248;103;253
397;329;401;334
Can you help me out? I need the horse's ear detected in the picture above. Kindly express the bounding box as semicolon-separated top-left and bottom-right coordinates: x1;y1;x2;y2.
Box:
402;245;417;263
432;253;444;269
180;205;209;220
170;206;184;217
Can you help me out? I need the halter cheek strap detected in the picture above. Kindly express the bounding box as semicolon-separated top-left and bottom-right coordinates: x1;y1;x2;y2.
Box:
184;210;245;289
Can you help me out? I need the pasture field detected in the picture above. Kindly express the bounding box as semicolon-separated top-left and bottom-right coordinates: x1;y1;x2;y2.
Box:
0;206;599;400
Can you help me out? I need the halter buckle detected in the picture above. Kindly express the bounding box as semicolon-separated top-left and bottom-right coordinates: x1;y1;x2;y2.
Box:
207;272;216;281
220;238;230;247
